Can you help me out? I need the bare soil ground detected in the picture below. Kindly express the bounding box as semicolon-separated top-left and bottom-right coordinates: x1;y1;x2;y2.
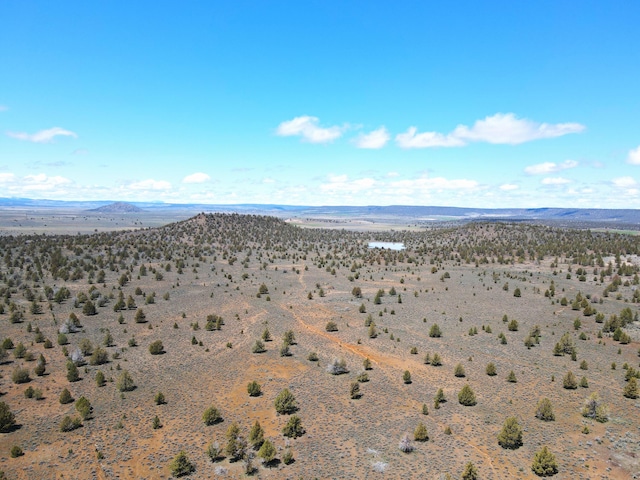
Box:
0;215;639;479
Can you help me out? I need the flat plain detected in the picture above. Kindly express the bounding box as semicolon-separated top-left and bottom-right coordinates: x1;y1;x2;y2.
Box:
1;211;639;479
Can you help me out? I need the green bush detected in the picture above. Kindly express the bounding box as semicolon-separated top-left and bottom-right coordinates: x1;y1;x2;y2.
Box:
148;340;164;355
202;405;221;425
169;450;195;477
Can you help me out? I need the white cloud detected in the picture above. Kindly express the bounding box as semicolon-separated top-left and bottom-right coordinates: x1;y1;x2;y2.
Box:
541;177;571;185
452;113;584;145
499;183;519;191
182;172;210;184
627;146;640;165
0;105;8;112
612;176;637;188
524;160;578;175
386;171;400;178
128;179;172;190
262;178;275;184
71;149;89;155
0;173;16;183
396;113;585;149
396;127;464;148
7;127;78;143
320;175;377;193
353;127;390;149
21;174;72;191
276;116;343;143
390;176;479;191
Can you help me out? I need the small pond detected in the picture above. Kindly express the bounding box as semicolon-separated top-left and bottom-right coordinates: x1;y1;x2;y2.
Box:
368;241;405;250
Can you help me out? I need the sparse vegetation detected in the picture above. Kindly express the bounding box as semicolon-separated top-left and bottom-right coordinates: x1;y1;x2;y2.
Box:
1;212;639;478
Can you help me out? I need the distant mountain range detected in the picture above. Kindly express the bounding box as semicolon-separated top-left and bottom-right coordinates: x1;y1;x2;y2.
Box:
87;202;143;213
0;198;639;226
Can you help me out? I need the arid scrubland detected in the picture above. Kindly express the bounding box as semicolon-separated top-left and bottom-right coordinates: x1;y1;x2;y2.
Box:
1;213;640;479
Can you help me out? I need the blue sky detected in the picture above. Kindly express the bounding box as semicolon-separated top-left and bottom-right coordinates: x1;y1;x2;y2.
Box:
1;1;639;208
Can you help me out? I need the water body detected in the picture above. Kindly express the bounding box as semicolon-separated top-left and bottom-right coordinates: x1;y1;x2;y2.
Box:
368;241;405;250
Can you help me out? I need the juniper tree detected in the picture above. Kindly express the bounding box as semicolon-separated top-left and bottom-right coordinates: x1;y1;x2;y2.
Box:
247;381;261;397
206;441;222;462
257;438;276;464
225;422;247;461
75;396;93;420
59;388;73;404
169;450;195;477
461;462;479;480
148;340;164;355
261;328;272;342
531;446;558;477
414;422;429;441
89;347;109;365
486;362;497;376
563;371;578;389
59;415;82;432
252;340;266;353
274;388;297;414
624;377;639;399
535;397;555;421
497;416;523;449
248;420;264;448
458;384;477;406
116;370;135;392
282;415;304;438
454;363;466;377
34;354;46;376
203;405;221;425
66;361;80;382
581;392;608;422
429;324;442;338
283;329;296;345
0;402;16;432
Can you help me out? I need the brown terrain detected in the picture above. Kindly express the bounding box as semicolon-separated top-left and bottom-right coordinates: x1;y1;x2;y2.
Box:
1;212;639;479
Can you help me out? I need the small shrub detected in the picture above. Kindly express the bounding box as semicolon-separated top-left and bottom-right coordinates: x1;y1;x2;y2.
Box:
414;422;429;441
0;402;16;432
12;367;30;384
282;415;304;438
116;370;135;392
148;340;164;355
10;445;23;458
203;405;222;425
247;381;261;397
327;358;349;375
60;415;82;432
398;433;414;453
